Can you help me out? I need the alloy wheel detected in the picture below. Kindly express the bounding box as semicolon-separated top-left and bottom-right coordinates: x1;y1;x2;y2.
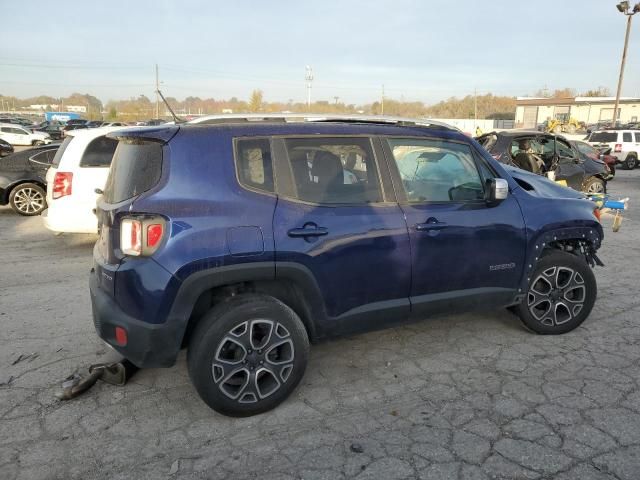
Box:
527;266;586;326
212;319;295;404
585;180;605;194
13;187;45;214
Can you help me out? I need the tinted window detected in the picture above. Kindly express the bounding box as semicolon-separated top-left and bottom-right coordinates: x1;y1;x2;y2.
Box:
589;132;617;143
29;149;56;165
51;136;73;167
623;132;632;143
575;141;596;156
387;138;484;203
556;139;575;158
103;141;163;203
235;138;274;193
635;133;640;142
282;137;382;204
80;136;118;167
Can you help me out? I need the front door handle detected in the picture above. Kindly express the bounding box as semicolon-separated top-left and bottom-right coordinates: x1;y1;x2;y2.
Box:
287;224;329;238
415;218;448;232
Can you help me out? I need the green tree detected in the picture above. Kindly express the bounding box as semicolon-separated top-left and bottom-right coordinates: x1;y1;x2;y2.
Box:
108;107;117;120
249;90;263;112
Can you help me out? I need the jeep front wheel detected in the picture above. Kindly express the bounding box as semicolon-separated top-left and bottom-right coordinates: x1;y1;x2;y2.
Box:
515;250;597;334
187;294;309;417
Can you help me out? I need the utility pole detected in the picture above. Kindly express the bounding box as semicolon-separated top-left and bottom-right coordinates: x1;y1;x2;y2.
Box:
305;66;314;110
474;88;478;122
333;96;339;105
381;84;385;115
155;64;160;119
612;2;640;127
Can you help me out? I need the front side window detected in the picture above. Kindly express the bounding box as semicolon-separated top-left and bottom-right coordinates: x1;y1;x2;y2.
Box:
282;137;381;204
387;138;484;203
80;136;118;167
635;133;640;142
623;132;632;143
235;138;273;193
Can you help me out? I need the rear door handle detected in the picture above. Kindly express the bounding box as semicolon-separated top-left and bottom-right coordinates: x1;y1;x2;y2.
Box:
287;225;329;238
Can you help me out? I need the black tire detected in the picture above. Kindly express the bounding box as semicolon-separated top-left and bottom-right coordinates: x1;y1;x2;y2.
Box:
187;294;309;417
624;155;637;170
582;176;606;195
9;183;47;216
515;250;597;334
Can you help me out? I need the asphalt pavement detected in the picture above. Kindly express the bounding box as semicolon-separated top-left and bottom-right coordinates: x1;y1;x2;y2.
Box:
1;169;639;480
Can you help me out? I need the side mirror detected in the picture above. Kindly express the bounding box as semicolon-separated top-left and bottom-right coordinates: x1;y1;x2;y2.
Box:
486;178;509;203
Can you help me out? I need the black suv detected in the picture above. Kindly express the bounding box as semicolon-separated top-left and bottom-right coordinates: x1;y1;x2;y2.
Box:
90;115;604;416
477;131;609;194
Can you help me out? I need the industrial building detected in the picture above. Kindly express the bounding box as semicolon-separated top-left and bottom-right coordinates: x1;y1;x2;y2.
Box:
515;96;640;128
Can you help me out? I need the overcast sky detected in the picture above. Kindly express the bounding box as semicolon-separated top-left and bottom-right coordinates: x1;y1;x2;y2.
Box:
1;0;639;104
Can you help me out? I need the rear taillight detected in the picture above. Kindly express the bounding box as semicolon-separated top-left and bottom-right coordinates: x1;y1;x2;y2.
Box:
593;208;601;222
121;218;142;256
52;172;73;199
146;224;163;248
614;144;622;153
120;216;165;256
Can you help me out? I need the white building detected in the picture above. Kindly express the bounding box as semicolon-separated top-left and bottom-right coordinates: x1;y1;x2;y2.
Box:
515;96;640;128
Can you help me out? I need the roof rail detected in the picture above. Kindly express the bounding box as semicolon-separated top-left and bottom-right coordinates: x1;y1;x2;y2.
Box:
187;113;459;131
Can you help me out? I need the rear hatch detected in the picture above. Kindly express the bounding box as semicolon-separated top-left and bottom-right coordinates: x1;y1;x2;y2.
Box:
94;133;171;297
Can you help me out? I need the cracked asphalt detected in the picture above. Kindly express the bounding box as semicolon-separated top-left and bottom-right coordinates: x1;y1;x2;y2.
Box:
1;169;640;480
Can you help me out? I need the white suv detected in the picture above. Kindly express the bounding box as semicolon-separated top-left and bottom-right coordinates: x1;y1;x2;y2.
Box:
587;129;640;170
0;123;51;146
42;126;133;234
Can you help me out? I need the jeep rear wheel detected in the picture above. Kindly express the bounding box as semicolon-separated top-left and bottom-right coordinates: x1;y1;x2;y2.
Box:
624;155;637;170
515;251;597;334
187;294;309;417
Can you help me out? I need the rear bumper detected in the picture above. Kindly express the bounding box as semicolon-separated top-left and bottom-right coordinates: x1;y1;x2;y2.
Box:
42;206;98;234
89;270;182;368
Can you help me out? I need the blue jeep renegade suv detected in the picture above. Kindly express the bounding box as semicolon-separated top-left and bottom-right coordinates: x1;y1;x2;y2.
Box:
90;115;604;416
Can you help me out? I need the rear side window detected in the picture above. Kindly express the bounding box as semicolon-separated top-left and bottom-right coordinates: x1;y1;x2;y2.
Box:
589;132;617;143
282;137;382;204
635;133;640;142
103;140;163;203
51;136;73;167
80;136;118;167
623;132;632;143
235;138;274;193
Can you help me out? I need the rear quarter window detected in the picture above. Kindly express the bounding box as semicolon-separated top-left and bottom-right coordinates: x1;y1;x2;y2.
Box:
80;136;118;167
103;140;163;203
